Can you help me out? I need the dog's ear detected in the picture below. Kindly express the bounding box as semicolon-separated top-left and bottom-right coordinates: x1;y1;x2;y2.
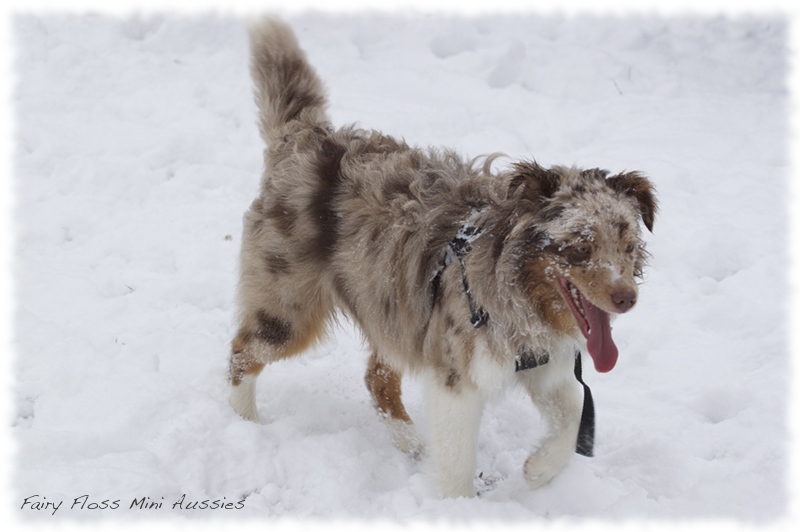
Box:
606;171;658;233
508;161;561;202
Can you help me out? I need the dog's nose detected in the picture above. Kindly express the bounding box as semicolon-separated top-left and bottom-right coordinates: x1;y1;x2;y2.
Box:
611;289;637;313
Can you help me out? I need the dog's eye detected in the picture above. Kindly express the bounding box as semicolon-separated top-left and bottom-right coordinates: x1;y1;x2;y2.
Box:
566;244;592;262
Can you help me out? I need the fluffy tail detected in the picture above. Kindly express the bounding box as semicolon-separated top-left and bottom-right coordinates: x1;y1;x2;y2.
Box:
248;17;329;142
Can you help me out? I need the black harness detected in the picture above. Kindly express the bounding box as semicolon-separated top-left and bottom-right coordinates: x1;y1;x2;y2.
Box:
430;220;489;328
431;220;596;457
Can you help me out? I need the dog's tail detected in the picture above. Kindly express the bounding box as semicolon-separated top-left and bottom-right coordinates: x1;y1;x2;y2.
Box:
248;17;329;142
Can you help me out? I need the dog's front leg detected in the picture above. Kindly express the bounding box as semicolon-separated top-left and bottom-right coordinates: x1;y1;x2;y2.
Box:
520;372;583;489
427;378;485;498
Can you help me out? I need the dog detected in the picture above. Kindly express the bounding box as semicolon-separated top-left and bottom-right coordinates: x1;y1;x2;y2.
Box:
228;17;657;498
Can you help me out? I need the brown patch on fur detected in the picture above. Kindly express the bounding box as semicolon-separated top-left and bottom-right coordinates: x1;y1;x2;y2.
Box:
266;198;298;237
490;217;513;264
382;295;394;319
445;369;460;388
518;257;576;335
305;137;347;262
365;352;412;423
278;59;328;123
256;311;293;345
606;171;658;232
616;220;630;238
509;161;562;203
383;178;411;201
265;252;291;275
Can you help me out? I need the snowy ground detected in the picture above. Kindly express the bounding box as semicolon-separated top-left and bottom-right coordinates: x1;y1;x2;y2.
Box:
9;9;791;527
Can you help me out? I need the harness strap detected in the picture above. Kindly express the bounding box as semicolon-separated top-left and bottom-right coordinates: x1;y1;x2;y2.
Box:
515;348;550;371
431;218;488;328
450;238;489;328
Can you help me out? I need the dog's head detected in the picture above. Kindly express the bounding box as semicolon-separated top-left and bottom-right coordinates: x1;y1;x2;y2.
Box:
504;162;657;372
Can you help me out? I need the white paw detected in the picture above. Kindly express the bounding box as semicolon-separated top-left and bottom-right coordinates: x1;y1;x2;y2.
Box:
229;375;260;422
384;417;425;458
523;451;565;490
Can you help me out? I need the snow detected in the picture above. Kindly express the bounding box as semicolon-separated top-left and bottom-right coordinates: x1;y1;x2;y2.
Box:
8;6;793;528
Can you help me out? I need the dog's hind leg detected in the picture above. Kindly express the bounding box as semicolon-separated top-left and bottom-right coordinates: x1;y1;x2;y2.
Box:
229;306;329;422
520;371;583;489
365;352;424;457
229;338;263;422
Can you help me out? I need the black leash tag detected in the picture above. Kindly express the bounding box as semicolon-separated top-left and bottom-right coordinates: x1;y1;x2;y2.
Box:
574;351;595;457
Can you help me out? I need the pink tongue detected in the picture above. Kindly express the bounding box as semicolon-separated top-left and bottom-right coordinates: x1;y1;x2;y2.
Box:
581;295;618;373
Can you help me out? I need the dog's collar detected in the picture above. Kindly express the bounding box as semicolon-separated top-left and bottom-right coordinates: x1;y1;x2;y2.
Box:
431;216;489;328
